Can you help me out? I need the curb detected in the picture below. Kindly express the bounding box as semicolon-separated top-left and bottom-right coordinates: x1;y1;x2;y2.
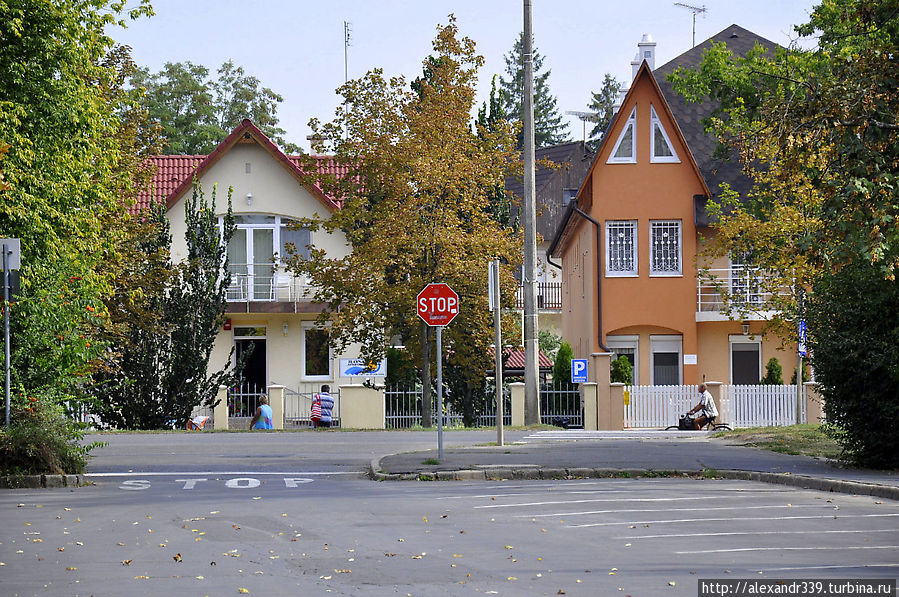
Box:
0;474;85;490
368;457;899;501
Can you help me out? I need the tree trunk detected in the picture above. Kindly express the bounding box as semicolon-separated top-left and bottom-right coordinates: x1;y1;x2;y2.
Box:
420;322;432;428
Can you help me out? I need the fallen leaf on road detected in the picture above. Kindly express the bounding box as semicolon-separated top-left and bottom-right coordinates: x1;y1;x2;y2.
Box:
239;589;250;594
334;569;351;573
668;581;676;586
557;591;566;595
75;542;83;546
66;566;77;571
134;576;149;579
196;576;204;580
384;553;397;557
505;545;514;549
507;576;517;581
117;542;126;546
411;555;422;559
122;560;133;566
173;553;182;562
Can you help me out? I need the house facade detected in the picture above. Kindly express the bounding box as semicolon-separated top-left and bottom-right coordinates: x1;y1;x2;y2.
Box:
138;120;367;411
550;27;798;386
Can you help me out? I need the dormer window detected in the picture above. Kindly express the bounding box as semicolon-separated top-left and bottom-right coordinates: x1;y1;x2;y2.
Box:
650;106;680;163
607;107;637;164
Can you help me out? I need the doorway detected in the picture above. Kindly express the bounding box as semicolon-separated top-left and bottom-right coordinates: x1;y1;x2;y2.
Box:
234;326;267;392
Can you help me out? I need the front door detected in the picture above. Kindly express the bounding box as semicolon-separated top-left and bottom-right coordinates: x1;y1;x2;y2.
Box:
234;326;267;392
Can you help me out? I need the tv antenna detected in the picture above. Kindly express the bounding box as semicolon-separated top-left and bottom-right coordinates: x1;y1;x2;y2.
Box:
343;21;352;85
566;110;599;144
674;3;707;47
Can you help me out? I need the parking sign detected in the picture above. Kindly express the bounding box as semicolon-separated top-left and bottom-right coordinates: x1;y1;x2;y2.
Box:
571;359;588;383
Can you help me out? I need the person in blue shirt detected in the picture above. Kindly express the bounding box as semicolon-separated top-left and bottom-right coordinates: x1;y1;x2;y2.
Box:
317;385;335;428
250;394;273;430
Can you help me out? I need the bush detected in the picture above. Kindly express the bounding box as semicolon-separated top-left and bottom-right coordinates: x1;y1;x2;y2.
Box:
553;341;573;384
760;358;783;385
610;355;633;384
0;394;101;475
806;262;899;468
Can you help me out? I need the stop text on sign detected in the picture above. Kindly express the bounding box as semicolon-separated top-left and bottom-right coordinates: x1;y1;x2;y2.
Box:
416;283;460;326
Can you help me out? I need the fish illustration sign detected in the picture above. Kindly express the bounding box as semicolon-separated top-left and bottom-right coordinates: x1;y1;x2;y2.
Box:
339;358;387;377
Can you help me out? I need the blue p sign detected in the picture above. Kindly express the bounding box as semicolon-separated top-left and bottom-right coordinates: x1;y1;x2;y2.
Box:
571;359;588;383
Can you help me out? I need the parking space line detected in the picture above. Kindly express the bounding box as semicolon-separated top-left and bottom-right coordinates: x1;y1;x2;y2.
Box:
518;503;829;518
615;529;899;540
567;513;899;528
676;545;899;554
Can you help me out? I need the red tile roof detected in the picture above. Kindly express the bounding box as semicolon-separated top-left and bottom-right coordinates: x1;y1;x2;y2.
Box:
130;120;349;215
488;346;554;370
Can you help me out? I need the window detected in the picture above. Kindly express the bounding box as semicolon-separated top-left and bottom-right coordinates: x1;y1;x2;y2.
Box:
650;220;682;276
302;324;331;380
649;106;680;163
607;335;639;384
650;335;682;385
606;221;637;276
730;337;761;384
607;107;636;164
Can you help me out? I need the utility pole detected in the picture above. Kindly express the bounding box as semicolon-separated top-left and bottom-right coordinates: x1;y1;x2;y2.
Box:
522;0;540;425
343;21;352;138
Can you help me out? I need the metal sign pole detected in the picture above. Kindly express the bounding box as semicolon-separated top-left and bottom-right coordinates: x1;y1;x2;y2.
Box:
492;260;504;446
436;325;444;460
3;243;10;430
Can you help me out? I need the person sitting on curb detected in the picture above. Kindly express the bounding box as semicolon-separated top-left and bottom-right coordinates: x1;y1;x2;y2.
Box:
688;383;718;430
250;395;273;430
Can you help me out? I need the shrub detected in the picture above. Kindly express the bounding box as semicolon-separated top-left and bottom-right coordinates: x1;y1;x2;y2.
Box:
553;341;573;384
760;358;783;385
0;393;101;475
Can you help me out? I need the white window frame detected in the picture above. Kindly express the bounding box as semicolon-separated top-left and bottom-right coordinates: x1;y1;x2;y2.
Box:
607;335;639;385
605;220;638;277
728;334;762;385
301;322;332;381
606;107;637;164
649;334;682;385
649;105;680;163
649;219;682;277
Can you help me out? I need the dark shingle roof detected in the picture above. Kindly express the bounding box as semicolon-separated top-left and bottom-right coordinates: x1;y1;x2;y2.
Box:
654;24;779;200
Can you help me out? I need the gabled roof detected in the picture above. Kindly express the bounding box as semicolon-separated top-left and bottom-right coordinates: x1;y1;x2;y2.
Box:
654;24;779;200
548;61;708;257
132;119;347;215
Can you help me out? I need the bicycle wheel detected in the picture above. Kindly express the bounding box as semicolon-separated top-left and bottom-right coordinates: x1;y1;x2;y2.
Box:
664;425;680;431
713;423;732;431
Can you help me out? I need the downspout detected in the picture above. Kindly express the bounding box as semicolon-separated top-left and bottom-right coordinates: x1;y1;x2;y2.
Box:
571;205;610;353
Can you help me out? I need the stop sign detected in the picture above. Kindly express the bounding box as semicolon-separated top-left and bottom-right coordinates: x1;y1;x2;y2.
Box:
417;283;459;327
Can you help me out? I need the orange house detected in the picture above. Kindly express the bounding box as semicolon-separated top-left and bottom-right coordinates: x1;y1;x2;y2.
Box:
549;27;798;386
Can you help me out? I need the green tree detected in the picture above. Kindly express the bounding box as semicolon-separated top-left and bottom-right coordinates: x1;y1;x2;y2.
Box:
292;18;521;428
760;358;784;385
92;185;242;429
553;341;574;385
133;60;297;154
586;73;622;152
499;33;569;148
806;260;899;468
538;329;562;361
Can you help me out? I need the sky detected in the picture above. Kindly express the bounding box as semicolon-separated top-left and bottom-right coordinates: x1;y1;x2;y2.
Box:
113;0;819;153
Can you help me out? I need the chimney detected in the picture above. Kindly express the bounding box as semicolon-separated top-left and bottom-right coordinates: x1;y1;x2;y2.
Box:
618;34;657;111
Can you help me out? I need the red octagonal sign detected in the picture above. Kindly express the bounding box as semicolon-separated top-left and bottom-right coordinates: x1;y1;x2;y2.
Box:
417;283;459;327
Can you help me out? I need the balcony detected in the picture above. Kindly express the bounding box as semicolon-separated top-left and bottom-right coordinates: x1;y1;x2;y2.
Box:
516;282;562;310
697;267;781;322
225;264;321;314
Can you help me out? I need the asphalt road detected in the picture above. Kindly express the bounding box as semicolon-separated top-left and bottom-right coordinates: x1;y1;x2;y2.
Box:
1;431;897;596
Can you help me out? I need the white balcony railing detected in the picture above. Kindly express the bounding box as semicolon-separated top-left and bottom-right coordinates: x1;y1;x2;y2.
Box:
226;264;312;302
697;267;781;315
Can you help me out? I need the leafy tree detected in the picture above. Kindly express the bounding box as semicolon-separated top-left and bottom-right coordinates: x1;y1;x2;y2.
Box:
133;60;297;154
806;260;899;468
553;341;574;385
586;73;622;151
291;18;521;427
538;329;562;361
499;33;569;148
760;358;784;385
610;356;634;385
92;184;243;429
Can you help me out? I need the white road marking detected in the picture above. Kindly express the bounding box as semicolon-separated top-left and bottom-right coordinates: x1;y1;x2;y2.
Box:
765;563;899;572
89;471;355;476
519;504;828;518
225;478;261;489
616;529;899;540
567;513;899;528
676;545;899;554
476;495;751;509
176;478;208;489
119;480;151;491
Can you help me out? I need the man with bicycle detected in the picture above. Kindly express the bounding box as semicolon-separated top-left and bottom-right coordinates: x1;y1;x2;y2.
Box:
688;383;718;430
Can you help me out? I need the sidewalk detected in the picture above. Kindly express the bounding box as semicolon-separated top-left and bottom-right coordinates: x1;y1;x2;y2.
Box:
371;430;899;501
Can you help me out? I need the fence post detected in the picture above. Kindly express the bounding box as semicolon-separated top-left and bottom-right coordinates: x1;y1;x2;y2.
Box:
605;383;624;431
267;385;285;430
339;384;386;429
213;385;229;430
581;382;597;430
705;381;724;425
804;382;825;424
510;382;525;427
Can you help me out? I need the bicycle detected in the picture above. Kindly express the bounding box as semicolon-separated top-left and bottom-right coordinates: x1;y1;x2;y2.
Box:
665;413;732;432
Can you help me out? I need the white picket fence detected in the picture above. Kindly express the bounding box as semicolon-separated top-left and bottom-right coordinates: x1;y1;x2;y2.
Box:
624;384;803;429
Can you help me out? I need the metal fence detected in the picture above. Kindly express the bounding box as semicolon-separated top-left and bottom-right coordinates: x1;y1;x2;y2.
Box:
384;383;511;429
283;384;341;428
540;382;583;427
